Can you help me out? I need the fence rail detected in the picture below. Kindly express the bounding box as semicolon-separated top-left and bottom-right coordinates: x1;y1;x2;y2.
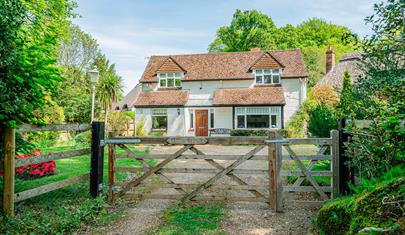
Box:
1;123;93;217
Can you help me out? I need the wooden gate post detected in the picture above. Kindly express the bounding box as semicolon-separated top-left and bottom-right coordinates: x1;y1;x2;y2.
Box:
90;122;105;198
338;119;354;195
2;125;15;217
268;131;283;212
331;129;340;198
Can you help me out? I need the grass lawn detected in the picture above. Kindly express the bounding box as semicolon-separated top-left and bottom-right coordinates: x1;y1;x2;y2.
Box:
0;144;152;193
0;144;152;234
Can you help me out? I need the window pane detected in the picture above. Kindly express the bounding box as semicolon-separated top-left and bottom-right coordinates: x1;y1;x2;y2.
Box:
152;116;167;129
255;70;262;74
190;113;194;128
167;78;174;87
271;115;277;128
264;75;272;84
160;79;167;87
237;116;245;128
175;79;181;87
210;112;214;128
256;75;263;83
264;69;271;74
167;73;174;78
273;69;280;74
160;73;166;78
175;72;182;78
247;115;269;128
273;75;280;83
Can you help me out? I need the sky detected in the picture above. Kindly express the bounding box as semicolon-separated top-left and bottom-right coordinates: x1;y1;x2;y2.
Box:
73;0;378;95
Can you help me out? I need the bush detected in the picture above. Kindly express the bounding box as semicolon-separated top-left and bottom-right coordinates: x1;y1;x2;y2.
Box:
314;167;405;234
73;130;92;147
231;129;271;136
308;105;338;137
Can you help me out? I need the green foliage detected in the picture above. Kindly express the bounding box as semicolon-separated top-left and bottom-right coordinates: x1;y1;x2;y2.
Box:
0;0;75;127
308;105;338;138
209;11;356;86
153;203;226;235
0;183;113;234
314;167;405;234
345;116;405;179
338;71;354;117
136;118;146;136
107;111;133;136
230;129;272;136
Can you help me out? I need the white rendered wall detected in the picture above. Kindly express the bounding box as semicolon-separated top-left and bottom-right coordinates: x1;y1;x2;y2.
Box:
281;78;306;124
135;108;185;136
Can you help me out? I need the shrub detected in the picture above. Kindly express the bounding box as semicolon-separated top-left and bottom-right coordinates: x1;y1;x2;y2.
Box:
231;129;271;136
135;117;146;136
314;167;405;234
308;105;338;137
311;84;339;106
0;150;56;179
73;131;92;147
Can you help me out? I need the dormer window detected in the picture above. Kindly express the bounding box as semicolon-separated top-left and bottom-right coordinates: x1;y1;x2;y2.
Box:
254;69;281;84
159;72;182;87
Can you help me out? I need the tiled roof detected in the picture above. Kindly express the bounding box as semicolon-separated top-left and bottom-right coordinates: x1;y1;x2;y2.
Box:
319;52;363;91
134;90;189;107
156;57;185;73
113;84;141;110
251;52;284;69
212;87;286;106
140;49;307;82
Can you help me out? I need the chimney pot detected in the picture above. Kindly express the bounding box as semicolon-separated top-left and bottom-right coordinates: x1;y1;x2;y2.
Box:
250;47;261;52
326;46;335;73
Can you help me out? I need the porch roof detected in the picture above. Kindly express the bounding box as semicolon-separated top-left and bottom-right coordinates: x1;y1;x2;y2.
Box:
133;90;189;107
212;87;286;106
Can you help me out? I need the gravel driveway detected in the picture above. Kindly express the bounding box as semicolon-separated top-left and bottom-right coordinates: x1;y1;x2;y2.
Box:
95;144;321;235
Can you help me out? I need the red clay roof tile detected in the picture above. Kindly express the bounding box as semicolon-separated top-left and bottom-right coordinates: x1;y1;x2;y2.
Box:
212;87;286;106
134;90;189;107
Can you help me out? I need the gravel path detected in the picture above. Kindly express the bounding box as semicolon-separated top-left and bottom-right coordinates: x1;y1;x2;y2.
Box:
95;145;321;235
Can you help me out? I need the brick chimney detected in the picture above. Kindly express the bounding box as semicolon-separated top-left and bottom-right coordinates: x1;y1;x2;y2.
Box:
326;46;335;73
250;47;261;52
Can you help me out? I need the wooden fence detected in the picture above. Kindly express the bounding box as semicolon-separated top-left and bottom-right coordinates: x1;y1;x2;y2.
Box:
0;123;92;216
106;130;339;212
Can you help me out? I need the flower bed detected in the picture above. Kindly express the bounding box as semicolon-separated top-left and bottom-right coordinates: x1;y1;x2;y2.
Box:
0;150;56;179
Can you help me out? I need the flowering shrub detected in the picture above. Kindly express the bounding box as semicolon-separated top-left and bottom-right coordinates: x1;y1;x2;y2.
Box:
0;150;56;179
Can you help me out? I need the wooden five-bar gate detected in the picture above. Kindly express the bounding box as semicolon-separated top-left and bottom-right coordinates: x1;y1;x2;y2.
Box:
106;130;339;211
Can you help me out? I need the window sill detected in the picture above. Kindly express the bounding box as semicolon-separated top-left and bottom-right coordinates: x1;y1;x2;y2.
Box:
151;129;166;132
157;87;181;91
188;128;195;132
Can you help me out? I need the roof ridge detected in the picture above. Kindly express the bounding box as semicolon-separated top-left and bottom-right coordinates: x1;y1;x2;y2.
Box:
149;48;301;57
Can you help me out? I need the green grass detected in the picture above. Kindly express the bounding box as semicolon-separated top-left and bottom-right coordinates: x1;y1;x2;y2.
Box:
0;144;152;193
0;144;152;234
151;203;226;235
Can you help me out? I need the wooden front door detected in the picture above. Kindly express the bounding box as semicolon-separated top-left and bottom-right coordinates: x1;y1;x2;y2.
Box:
195;110;208;136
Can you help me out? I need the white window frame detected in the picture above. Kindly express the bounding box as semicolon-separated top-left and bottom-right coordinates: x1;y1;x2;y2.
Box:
254;69;281;85
189;109;194;129
235;107;281;129
152;108;168;130
158;72;183;87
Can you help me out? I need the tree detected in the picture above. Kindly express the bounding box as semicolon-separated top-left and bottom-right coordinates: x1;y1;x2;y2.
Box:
308;105;338;138
93;53;123;123
208;11;356;86
352;0;404;118
0;0;75;127
338;70;354;117
56;24;101;123
208;9;277;52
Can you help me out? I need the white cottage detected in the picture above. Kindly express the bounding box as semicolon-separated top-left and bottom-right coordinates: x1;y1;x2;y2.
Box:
130;48;308;136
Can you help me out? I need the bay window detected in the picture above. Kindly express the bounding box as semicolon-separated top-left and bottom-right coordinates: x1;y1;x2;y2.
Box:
235;107;281;129
254;69;281;84
159;72;182;87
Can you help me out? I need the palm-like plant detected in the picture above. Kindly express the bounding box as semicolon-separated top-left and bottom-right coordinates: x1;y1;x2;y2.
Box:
93;53;123;123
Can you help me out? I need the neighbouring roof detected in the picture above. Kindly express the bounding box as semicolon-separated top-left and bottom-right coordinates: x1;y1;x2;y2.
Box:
134;90;189;107
212;87;286;106
114;84;142;110
319;52;363;91
140;49;307;83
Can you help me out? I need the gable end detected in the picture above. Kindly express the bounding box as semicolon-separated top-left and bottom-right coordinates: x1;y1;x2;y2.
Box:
156;57;186;73
250;52;285;70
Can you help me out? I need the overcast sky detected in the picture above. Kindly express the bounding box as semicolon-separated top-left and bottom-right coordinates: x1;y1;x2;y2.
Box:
73;0;378;95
